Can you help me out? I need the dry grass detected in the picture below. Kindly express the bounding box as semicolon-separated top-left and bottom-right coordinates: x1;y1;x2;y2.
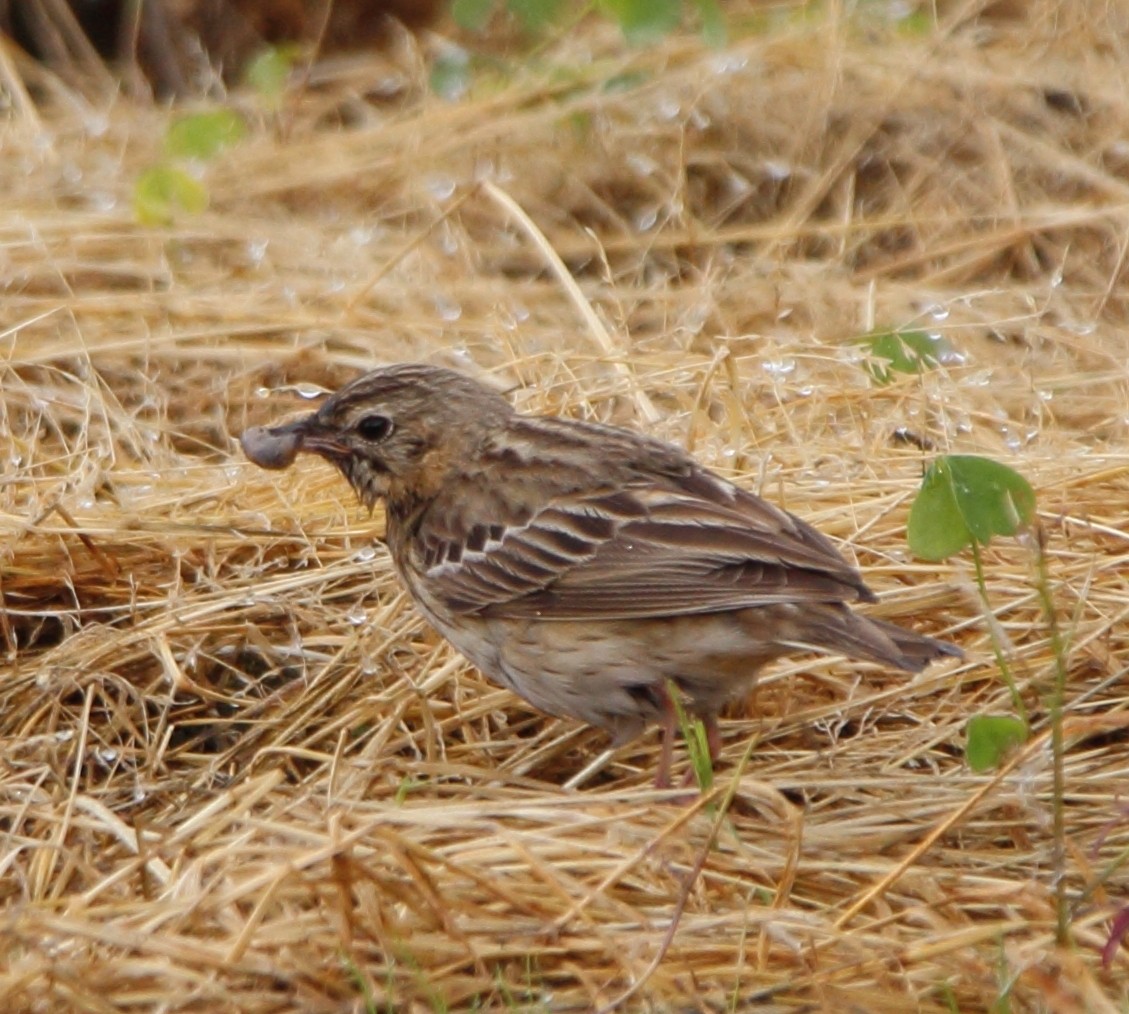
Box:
3;1;1129;1010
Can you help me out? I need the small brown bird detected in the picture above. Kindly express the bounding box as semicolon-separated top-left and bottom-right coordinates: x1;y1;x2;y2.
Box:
241;363;959;785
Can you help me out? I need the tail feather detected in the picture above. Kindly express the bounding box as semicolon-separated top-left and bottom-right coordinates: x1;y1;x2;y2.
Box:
774;604;961;673
867;616;963;672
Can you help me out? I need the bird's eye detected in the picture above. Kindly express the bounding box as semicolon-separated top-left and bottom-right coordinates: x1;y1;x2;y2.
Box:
356;414;393;442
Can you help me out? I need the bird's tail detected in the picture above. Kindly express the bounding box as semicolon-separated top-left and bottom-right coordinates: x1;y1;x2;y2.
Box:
774;604;962;673
866;616;963;672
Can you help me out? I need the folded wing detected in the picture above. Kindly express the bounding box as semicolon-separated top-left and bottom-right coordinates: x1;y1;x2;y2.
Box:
412;464;875;621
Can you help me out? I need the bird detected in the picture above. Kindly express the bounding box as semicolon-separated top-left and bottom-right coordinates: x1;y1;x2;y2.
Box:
240;363;960;786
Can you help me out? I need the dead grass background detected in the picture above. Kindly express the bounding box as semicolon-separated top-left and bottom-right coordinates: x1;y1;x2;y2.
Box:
2;1;1129;1010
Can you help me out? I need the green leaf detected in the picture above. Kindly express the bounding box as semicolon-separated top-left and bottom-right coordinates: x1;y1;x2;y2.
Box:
394;776;422;805
898;11;936;34
907;463;971;561
430;49;472;100
452;0;495;30
508;0;566;31
855;328;953;385
243;45;302;101
164;110;246;160
597;0;681;44
907;455;1037;561
694;0;727;46
602;70;649;94
134;165;208;225
966;714;1028;772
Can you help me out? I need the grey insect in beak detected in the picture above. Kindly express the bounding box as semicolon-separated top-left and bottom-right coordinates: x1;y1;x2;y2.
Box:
240;416;312;470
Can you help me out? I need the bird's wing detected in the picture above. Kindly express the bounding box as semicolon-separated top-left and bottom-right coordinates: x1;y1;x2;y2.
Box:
410;467;874;621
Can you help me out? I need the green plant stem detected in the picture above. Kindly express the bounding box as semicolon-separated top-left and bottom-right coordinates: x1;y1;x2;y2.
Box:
1031;526;1070;945
521;2;596;60
970;539;1026;720
668;680;713;793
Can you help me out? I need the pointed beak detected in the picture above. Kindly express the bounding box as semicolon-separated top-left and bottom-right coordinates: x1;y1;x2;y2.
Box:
241;415;350;470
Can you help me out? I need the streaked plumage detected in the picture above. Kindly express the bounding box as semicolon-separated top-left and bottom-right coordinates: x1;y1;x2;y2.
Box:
241;363;959;785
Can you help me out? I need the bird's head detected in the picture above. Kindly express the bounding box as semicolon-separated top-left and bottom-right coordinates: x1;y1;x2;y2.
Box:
240;363;513;509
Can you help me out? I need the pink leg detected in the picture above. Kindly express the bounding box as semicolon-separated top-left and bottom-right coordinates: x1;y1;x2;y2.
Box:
654;698;677;789
704;713;722;766
653;686;724;790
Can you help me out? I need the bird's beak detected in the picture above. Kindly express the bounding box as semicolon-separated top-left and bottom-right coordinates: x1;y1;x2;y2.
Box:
240;415;350;470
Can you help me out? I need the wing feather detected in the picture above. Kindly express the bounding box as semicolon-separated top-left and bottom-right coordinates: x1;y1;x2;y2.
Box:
411;463;875;620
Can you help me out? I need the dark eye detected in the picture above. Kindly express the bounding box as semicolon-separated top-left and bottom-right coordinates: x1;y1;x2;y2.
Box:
356;414;393;442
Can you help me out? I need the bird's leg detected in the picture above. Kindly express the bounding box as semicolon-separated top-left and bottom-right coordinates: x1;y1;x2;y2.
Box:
653;686;678;789
703;713;722;768
653;684;724;790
